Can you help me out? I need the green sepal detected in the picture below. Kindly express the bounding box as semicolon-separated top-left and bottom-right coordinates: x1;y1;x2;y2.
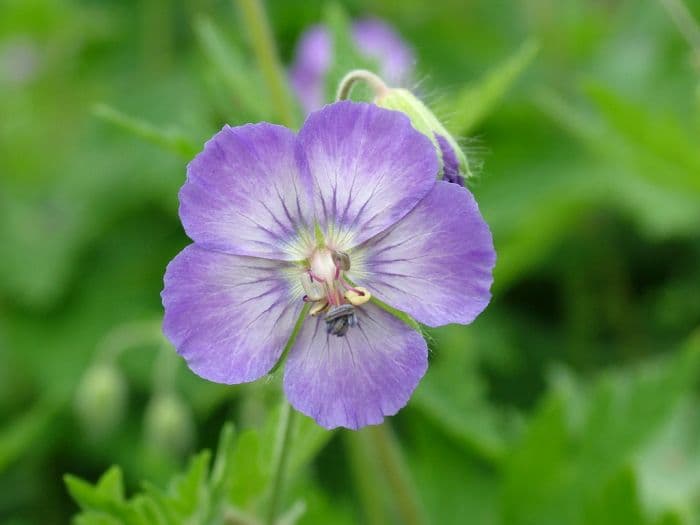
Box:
375;88;471;179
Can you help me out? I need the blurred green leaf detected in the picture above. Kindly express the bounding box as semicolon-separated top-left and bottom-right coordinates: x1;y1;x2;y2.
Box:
501;334;700;525
413;326;514;463
584;467;646;525
193;16;271;122
287;412;334;476
323;3;378;103
637;397;700;522
65;466;128;518
67;435;223;524
535;87;700;238
66;412;333;523
406;414;501;525
228;430;266;508
0;396;61;472
92;104;198;160
584;81;700;194
444;39;539;135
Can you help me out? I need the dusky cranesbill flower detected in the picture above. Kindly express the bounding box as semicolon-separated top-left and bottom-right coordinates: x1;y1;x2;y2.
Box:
289;19;414;114
162;101;495;430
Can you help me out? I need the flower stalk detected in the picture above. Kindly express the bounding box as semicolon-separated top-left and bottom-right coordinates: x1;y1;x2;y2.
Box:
367;424;428;525
336;69;390;101
265;401;297;525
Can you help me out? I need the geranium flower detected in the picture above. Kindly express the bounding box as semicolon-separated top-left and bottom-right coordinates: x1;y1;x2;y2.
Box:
289;19;414;113
162;101;495;429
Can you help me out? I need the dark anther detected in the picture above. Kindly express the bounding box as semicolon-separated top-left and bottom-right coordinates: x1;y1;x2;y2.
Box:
324;304;357;337
332;250;351;271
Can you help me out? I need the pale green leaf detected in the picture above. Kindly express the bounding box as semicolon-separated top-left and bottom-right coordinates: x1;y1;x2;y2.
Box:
92;104;198;160
445;39;539;134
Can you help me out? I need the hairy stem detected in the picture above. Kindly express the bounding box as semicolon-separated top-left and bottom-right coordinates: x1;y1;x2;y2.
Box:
265;402;297;525
236;0;296;127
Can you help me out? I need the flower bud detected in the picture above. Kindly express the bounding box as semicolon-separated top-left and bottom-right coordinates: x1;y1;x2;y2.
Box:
74;363;127;439
375;88;471;184
143;393;194;456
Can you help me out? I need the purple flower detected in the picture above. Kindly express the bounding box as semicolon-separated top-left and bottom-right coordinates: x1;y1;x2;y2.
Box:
289;19;414;113
162;101;495;430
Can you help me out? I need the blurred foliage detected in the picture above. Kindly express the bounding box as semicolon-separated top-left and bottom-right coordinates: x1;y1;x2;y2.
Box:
1;0;699;523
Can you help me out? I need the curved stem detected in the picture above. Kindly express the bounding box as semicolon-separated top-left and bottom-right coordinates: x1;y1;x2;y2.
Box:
236;0;297;128
96;320;164;363
265;402;297;525
336;69;390;101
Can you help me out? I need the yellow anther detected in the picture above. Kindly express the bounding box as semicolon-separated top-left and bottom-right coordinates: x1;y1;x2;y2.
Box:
344;287;371;306
309;301;329;316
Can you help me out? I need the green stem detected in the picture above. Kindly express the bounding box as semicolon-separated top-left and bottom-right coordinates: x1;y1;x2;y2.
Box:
265;402;297;525
344;431;389;525
368;424;429;525
236;0;297;128
96;320;164;363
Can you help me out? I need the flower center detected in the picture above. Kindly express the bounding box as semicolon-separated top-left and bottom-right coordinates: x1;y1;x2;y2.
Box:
300;248;371;337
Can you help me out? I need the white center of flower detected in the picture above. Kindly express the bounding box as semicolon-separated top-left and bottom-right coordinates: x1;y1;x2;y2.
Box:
300;247;372;337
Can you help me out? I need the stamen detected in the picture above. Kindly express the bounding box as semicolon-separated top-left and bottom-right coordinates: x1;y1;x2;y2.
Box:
310;301;329;316
301;271;325;301
332;251;351;271
344;287;371;306
325;304;357;337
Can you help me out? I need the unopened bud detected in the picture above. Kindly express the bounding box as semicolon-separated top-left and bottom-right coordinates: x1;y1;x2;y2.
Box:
74;363;127;439
144;393;194;456
375;88;471;183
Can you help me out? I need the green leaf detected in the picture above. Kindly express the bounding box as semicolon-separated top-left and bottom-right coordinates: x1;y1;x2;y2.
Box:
92;104;198;160
636;397;700;520
405;415;501;525
169;451;211;516
583;81;700;194
229;429;267;508
73;513;123;525
287;413;334;476
584;467;646;525
193;16;271;122
95;466;125;504
445;39;539;134
412;325;513;463
64;467;127;516
535;88;700;238
501;334;700;525
0;396;61;472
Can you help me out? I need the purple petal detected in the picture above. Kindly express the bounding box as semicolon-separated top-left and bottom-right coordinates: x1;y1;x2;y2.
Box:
289;25;332;115
350;181;495;327
162;244;303;384
283;303;428;429
298;101;438;250
352;18;414;88
179;123;315;260
436;134;464;186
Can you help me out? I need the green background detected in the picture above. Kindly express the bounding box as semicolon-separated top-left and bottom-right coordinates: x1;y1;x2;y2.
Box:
1;0;700;523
